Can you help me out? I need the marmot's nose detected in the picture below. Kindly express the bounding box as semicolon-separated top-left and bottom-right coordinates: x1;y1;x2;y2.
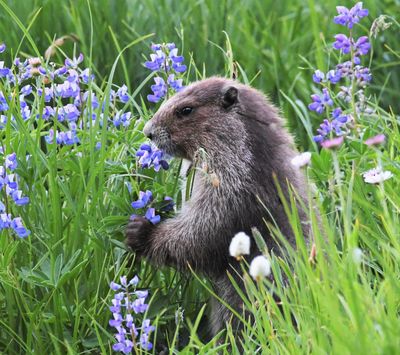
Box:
143;120;153;140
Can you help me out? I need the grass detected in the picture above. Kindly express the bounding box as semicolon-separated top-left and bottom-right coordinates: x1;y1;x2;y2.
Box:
1;0;399;147
0;0;399;354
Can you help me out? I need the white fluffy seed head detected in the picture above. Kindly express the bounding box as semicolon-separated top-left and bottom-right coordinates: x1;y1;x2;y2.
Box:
352;248;363;264
290;152;312;168
229;232;251;259
249;255;271;281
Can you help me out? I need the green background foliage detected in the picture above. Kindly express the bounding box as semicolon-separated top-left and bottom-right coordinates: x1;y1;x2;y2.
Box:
2;0;399;146
0;0;399;354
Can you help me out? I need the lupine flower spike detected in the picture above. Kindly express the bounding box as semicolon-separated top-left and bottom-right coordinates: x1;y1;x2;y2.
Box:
309;2;371;146
144;43;186;103
109;276;155;353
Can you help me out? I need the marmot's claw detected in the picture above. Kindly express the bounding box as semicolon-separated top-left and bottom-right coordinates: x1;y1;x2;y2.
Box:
125;216;153;253
127;216;149;234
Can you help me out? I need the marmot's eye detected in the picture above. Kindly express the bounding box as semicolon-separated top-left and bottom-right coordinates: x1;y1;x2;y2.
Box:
178;107;193;116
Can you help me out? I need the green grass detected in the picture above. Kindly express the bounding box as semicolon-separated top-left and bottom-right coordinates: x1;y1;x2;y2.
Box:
1;0;399;147
0;0;399;354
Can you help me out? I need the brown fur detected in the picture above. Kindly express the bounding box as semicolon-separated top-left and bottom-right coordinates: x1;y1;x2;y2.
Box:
126;77;310;336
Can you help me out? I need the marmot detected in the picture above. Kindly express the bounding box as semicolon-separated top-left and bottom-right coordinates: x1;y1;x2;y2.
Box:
126;77;310;336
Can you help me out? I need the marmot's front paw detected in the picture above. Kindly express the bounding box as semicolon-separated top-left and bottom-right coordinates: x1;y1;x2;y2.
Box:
126;216;153;255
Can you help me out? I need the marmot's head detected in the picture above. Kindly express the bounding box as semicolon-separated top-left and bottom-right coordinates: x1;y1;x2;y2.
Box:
143;77;288;165
143;77;250;160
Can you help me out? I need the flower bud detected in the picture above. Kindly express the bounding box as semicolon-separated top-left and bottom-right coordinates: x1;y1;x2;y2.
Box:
229;232;251;260
249;255;271;281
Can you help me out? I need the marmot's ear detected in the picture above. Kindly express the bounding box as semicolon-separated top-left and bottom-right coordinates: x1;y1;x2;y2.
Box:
221;86;238;108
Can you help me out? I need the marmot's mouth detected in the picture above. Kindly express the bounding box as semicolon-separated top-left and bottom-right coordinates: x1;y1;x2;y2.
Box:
153;138;189;159
150;127;191;159
151;136;174;157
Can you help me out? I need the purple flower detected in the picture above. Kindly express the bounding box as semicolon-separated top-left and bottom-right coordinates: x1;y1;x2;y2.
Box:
131;190;153;209
167;74;184;92
129;276;139;286
313;119;333;142
5;153;17;171
145;207;161;224
54;66;68;77
38;106;55;120
112;339;133;354
166;43;176;50
117;84;130;103
114;292;124;301
125;314;135;329
61;104;80;122
21;85;32;96
144;50;166;72
336;61;353;77
313;115;346;144
151;150;169;172
355;66;372;84
135;290;149;299
354;36;370;56
109;313;123;328
0;92;9;112
169;48;187;73
141;319;155;333
55;71;80;98
109;275;154;353
110;298;121;313
331;107;348;123
333;34;352;54
132;296;149;314
147;76;167;103
0;62;11;78
45;129;55;144
38;66;47;76
5;173;17;189
82;92;99;109
327;70;341;84
11;190;29;206
334;2;369;29
312;70;325;83
37;87;54;102
110;281;122;291
0;43;5;53
65;53;84;68
136;144;169;171
337;86;352;102
11;217;30;238
20;101;31;120
140;332;153;351
151;43;162;51
62;130;80;145
144;43;187;102
45;129;79;145
308;88;333;114
80;68;93;83
120;276;128;287
113;111;132;128
0;213;12;230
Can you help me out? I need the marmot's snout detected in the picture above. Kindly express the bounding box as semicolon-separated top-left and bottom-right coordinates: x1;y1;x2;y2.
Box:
143;117;174;156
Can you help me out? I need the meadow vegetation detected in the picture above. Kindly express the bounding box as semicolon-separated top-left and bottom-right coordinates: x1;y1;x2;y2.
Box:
0;0;399;353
